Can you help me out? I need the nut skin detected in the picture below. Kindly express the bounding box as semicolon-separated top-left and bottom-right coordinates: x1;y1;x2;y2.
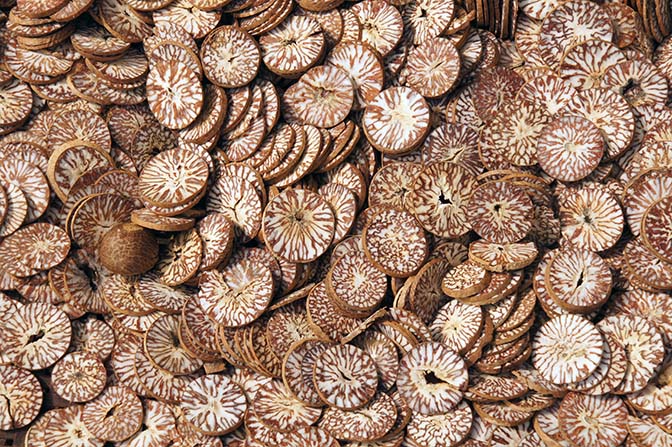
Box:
98;223;159;275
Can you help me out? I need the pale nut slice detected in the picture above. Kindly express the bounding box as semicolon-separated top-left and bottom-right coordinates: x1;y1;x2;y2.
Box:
397;341;468;415
282;338;331;406
408;258;451;324
0;222;69;271
144;314;203;375
326;249;387;317
641;195;672;264
312;344;378;409
362;206;428;277
405;37;461;98
318;391;397;441
362;86;431;155
354;329;400;390
206;175;262;243
558;39;627;90
196;212;235;271
430;299;484;355
146;60;203;130
200;25;260;88
473;402;534;427
251;379;322;432
532;314;604;385
262;188;335;263
602;58;669;110
350;0;403;56
559;186;624;252
197;259;273;327
0;364;42;430
70;316;116;361
282;65;354;128
325;42;384;110
138;148;209;207
182;374;247;436
402;0;456;45
406;401;473;447
537;115;605;182
441;261;491;298
117;399;176;447
1;301;71;370
544;247;612;313
516;72;577;117
608;288;672;346
82;385;143;442
558;392;628;447
153;228;202;286
468;240;539;273
44;405;103;447
52;351;107;403
627;415;672;447
0;184;26;237
0;157;50;223
598;315;665;394
467;181;533;244
259;14;325;76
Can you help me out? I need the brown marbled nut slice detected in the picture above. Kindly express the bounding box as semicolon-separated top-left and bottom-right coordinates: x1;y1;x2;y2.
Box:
408;161;478;239
350;0;403;56
0;364;42;430
70;193;136;251
131;209;195;232
558;392;628;447
558;38;626;90
559;186;624;252
421;123;482;176
405;37;461;98
1;302;71;370
0;79;32;127
82;385;143;442
306;281;362;342
467;181;533;244
0;222;69;271
402;0;455;44
430;299;484;355
642;195;672;264
472;66;525;123
326;249;387;317
318;391;397;442
467;374;528;402
363;206;428;277
532;314;604;385
260;14;324;76
283;425;339;447
282;65;354;128
251;379;322;432
146;60;203;130
406;401;473;447
516;72;576;117
154;228;202;286
206;175;262;242
368;162;421;212
47;140;114;202
200;25;260;88
468;240;539;272
397;342;468;415
52;351;107;403
0;184;27;237
118;398;176;447
0;157;50;223
182;374;247;435
544;247;612;313
70;316;116;361
263;188;335;263
441;261;491;298
282;338;331;406
362;86;430;155
325;42;384;110
195;212;235;271
144;314;202;375
313;344;378;409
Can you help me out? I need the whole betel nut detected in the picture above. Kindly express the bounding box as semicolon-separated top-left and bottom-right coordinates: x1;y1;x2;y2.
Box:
98;223;159;275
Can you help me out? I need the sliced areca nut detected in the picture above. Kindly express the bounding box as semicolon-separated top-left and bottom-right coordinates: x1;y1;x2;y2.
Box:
318;183;357;244
134;345;194;403
558;392;628;447
422;123;482;176
325;42;384;110
559;187;624;252
408;258;451;324
251;379;322;432
0;184;27;237
51;351;107;403
119;399;175;447
179;84;227;144
599;315;664;394
641;195;672;264
367;162;422;212
362;206;428;277
406;401;473;447
473;401;534;427
467;181;533;244
544;247;612;313
306;281;362;342
0;79;33;127
182;374;246;436
468;240;539;272
497;289;536;333
1;302;71;370
260;14;324;76
0;157;50;223
131;209;195;232
70;193;136;250
405;37;461;98
532;314;604;385
472;66;525;123
44;405;103;447
467;374;528;402
627;415;672;447
397;342;468;415
70;317;115;361
146;60;203;130
81;385;143;442
143;314;202;375
623;168;672;237
362;86;430;155
430;300;484;354
351;0;403;56
326;249;387;317
627;362;672;415
282;65;354;128
282;338;331;406
263;188;335;263
354;329;400;390
195;212;235;271
558;39;626;90
442;261;491;298
197;261;273;327
0;365;42;430
154;228;202;286
138;148;209;207
200;25;260;88
206;175;262;242
0;222;69;271
283;425;339;447
318;391;397;441
47;140;114;202
602;58;669;110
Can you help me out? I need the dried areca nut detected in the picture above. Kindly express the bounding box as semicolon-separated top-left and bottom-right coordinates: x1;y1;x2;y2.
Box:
362;86;430;155
641;195;672;264
599;315;664;394
0;184;27;237
623;168;672;237
251;379;322;432
627;415;672;447
537;115;605;182
353;329;399;390
0;79;32;127
146;60;203;130
467;374;528;402
350;0;402;56
442;261;491;298
406;401;473;447
0;222;69;271
468;240;538;272
326;249;387;317
154;228;203;286
1;302;71;370
473;401;533;427
198;259;273;327
82;385;143;442
0;157;50;223
515;72;576;117
532;314;604;385
318;391;397;442
421;123;481;176
408;258;451;324
306;281;362;341
544;247;612;313
405;37;461;98
430;300;483;354
144;314;202;375
283;65;354;128
627;364;672;415
195;212;235;271
283;425;339;447
282;338;331;406
558;39;626;90
70;193;136;251
559;187;624;252
318;183;357;244
263;188;335;263
46;142;114;202
367;162;421;211
325;42;384;110
558;392;628;447
260;14;324;76
397;342;468;415
409;161;477;239
120;399;175;447
182;374;247;436
200;25;260;88
0;364;42;430
52;351;107;403
98;223;159;275
472;66;525;123
467;181;533;244
363;206;428;277
70;317;115;361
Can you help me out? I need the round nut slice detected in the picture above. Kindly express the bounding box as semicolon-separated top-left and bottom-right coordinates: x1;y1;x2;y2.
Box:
318;391;397;442
251;379;322;432
201;25;260;88
441;261;491;298
0;364;42;430
430;300;484;355
182;374;247;436
397;342;468;415
326;249;387;317
146;60;203;130
405;37;461;98
82;385;143;442
350;0;403;56
642;195;672;264
52;351;107;403
558;392;628;447
406;401;473;447
144;314;203;375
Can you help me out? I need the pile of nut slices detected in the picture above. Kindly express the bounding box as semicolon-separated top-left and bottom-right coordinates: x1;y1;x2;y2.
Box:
2;0;672;446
